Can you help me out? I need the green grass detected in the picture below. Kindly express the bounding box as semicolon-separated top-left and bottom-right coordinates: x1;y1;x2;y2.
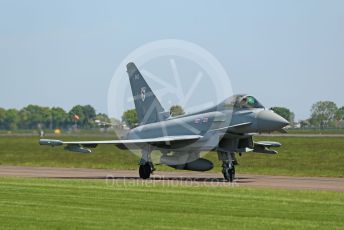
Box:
217;136;344;177
0;177;343;230
286;128;344;134
0;135;139;170
0;136;343;177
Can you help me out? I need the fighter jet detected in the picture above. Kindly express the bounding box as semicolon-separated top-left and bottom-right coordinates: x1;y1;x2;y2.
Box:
40;62;289;182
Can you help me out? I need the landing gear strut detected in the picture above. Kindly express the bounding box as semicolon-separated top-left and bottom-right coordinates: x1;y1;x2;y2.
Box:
139;147;155;179
222;162;235;182
218;151;236;182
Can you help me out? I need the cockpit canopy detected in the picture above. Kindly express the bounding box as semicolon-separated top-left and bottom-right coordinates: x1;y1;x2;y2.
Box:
222;95;265;110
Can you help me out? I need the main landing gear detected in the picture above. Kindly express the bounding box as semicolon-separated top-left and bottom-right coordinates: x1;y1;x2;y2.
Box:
218;151;237;183
139;163;153;179
138;147;155;179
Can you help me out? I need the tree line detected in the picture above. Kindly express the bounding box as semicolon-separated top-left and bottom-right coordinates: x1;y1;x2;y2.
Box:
306;101;344;128
121;105;185;128
1;100;343;131
272;101;344;128
0;105;111;130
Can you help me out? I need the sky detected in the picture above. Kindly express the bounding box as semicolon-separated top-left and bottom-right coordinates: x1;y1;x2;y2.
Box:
0;0;343;120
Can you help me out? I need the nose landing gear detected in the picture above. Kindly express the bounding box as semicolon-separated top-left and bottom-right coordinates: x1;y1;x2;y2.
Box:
222;162;235;182
218;151;236;183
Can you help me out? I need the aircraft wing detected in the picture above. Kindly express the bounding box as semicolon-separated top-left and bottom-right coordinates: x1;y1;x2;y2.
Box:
253;141;282;154
39;135;202;153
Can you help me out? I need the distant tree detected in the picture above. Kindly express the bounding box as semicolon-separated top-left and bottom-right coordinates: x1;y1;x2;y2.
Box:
271;107;294;124
0;104;108;130
299;119;310;128
310;101;338;128
170;105;185;117
69;105;84;125
83;105;97;124
4;109;19;130
19;105;50;129
96;113;111;122
18;108;30;129
68;105;96;128
41;107;52;129
336;106;344;121
95;113;112;126
0;108;6;129
51;107;68;129
122;109;138;128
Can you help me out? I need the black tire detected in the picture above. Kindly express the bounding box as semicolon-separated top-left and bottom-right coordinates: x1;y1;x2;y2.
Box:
222;168;230;181
139;163;151;179
222;164;235;182
228;168;234;183
232;165;236;179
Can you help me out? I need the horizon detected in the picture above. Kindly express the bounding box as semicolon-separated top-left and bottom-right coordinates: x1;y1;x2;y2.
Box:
1;98;343;122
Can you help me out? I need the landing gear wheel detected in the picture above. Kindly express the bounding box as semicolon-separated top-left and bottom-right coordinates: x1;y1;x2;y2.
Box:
139;163;152;179
222;163;235;182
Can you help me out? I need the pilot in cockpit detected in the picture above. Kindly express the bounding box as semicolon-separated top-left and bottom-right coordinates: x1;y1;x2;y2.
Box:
236;95;264;109
222;95;264;110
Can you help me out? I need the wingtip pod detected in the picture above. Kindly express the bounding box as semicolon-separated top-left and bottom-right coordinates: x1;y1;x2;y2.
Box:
39;139;63;146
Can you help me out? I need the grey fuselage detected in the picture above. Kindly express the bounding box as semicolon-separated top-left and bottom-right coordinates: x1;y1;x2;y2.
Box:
126;95;289;152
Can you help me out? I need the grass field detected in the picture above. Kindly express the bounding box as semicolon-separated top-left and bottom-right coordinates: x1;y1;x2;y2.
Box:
286;129;344;134
0;177;343;230
0;135;343;177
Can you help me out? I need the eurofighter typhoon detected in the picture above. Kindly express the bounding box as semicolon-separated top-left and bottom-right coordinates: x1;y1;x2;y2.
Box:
40;63;289;182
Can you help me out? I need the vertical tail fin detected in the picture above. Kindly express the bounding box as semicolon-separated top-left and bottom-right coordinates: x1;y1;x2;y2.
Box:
126;62;166;125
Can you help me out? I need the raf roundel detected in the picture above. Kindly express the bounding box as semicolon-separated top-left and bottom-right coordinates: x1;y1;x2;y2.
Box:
140;87;146;102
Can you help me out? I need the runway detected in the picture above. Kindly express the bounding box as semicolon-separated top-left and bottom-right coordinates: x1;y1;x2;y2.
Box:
0;166;343;192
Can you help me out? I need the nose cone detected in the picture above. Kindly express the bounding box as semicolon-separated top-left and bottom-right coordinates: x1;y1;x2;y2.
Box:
257;110;289;131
